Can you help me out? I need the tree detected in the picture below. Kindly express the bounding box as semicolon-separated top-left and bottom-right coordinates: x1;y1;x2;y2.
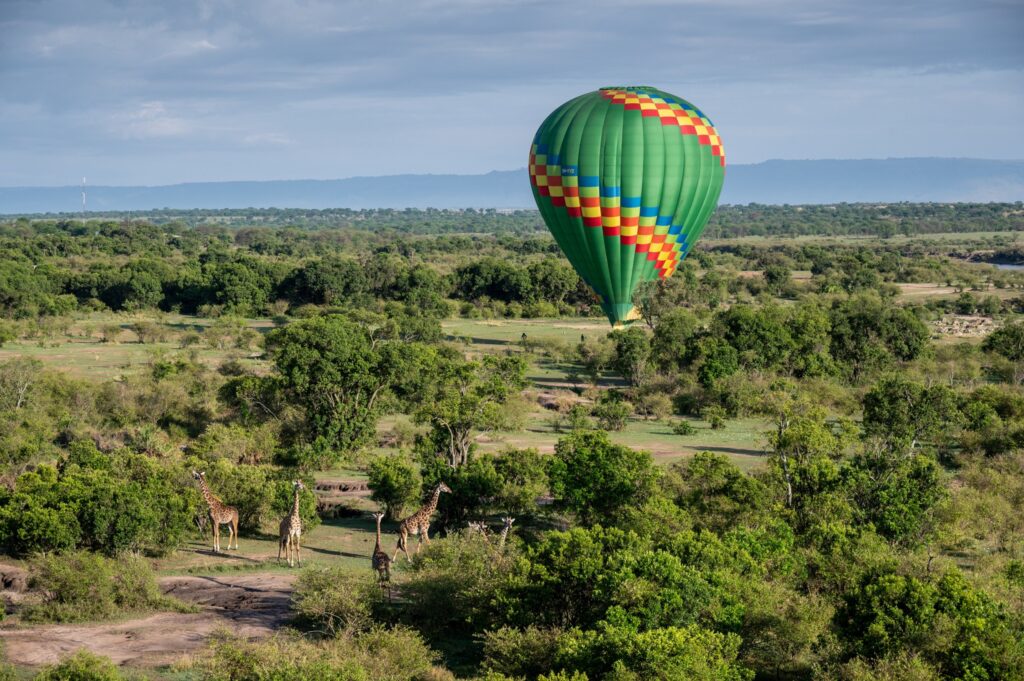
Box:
548;431;659;525
267;315;419;465
763;262;792;295
829;296;929;379
368;454;422;520
983;322;1024;383
650;308;700;371
696;338;740;389
527;259;578;304
609;327;651;387
414;353;528;467
862;375;962;452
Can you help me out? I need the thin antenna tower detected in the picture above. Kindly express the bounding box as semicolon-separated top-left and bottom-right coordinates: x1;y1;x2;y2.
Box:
81;177;87;217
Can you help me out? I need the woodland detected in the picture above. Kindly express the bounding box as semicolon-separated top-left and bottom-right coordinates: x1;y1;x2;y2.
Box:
0;204;1021;680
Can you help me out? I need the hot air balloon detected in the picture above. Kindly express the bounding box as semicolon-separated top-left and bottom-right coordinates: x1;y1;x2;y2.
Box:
528;86;725;326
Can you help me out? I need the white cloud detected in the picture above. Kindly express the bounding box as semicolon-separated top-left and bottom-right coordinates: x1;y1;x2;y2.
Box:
116;102;191;139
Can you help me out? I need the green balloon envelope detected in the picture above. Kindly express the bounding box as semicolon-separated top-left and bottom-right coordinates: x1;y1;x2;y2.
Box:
529;86;726;326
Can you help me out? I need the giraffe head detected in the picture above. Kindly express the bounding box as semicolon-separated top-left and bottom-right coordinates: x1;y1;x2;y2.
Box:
191;470;205;482
293;480;305;491
372;511;386;522
502;516;515;529
437;482;453;494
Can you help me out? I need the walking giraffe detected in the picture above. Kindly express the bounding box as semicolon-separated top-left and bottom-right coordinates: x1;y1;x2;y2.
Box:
392;482;452;562
192;471;239;553
278;480;305;567
371;512;392;583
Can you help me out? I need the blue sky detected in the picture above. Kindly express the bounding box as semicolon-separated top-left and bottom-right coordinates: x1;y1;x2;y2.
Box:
1;0;1022;186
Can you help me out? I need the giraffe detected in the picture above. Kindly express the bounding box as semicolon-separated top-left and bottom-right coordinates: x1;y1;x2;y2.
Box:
278;480;305;567
498;516;515;550
192;471;239;553
371;512;392;583
392;482;452;562
468;520;491;544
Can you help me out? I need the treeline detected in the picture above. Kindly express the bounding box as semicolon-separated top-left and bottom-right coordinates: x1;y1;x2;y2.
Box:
1;216;1022;323
5;202;1022;238
707;202;1024;237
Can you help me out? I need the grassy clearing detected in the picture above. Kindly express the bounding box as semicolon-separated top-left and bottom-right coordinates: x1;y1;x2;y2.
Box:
155;514;382;577
484;413;768;472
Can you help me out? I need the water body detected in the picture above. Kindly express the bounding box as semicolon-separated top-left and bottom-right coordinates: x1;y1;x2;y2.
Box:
994;262;1024;271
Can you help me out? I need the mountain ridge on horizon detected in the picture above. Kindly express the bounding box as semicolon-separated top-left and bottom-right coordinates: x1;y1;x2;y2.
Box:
2;158;1022;214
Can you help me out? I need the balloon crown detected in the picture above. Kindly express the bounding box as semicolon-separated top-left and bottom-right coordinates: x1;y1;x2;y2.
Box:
600;85;656;92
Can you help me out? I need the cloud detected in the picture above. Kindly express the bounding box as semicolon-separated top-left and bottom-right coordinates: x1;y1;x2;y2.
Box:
116;102;191;139
0;0;1021;185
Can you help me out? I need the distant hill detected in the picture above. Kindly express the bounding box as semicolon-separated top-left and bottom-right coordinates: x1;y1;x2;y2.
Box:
2;158;1022;214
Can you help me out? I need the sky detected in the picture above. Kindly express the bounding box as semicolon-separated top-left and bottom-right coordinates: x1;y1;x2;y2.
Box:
1;0;1022;187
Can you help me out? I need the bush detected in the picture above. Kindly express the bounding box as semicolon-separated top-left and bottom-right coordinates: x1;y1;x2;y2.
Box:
23;551;191;623
548;431;659;525
400;535;513;636
199;628;440;681
368;454;423;520
590;393;631;432
34;650;124;681
483;626;564;679
672;420;697;436
292;567;381;636
0;444;194;556
702;405;728;430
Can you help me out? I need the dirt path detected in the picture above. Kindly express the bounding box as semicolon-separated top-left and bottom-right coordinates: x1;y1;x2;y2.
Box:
0;572;295;667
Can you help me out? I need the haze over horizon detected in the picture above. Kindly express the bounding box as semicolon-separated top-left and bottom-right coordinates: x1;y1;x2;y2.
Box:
2;0;1022;188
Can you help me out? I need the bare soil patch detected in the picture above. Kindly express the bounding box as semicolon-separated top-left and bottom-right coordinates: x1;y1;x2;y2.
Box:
0;572;295;668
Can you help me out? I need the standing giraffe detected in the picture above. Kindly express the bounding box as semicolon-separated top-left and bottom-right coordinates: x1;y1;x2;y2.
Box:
371;512;392;583
392;482;452;562
498;516;515;550
192;471;239;553
278;480;305;567
468;520;491;544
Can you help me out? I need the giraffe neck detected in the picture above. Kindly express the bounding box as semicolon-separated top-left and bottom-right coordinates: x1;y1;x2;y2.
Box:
421;485;443;516
499;525;511;547
198;479;217;509
291;488;301;520
374;516;383;550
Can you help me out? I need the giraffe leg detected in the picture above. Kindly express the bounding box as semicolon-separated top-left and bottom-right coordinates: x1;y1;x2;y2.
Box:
296;534;301;566
230;516;238;550
392;529;406;563
213;520;219;553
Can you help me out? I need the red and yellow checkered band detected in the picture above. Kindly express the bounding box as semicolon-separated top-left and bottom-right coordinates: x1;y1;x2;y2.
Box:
600;89;725;166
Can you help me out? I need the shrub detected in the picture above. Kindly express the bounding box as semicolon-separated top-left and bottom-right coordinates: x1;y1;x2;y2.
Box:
34;649;124;681
195;460;319;535
672;421;697;436
23;551;191;623
483;626;564;679
199;628;440;681
590;393;631;432
292;567;381;637
0;444;194;557
400;535;512;636
702;405;728;430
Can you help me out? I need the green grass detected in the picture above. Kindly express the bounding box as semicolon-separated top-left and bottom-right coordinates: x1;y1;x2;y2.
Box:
442;316;612;346
483;413;769;472
155;514;385;576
